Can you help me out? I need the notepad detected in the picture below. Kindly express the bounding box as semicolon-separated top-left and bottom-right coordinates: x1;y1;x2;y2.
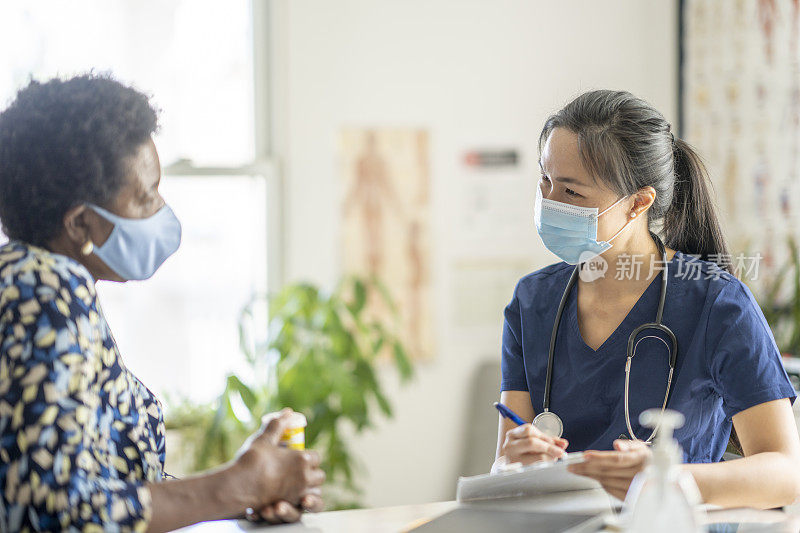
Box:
456;455;602;502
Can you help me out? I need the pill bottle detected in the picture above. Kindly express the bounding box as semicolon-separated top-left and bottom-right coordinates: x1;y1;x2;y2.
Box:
279;412;307;450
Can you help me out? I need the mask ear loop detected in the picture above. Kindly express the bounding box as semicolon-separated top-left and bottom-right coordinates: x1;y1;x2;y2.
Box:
605;215;636;244
597;195;629;217
596;195;638;244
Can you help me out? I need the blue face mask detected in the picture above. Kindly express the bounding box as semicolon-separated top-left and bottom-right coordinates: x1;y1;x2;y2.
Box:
89;204;182;281
534;187;631;265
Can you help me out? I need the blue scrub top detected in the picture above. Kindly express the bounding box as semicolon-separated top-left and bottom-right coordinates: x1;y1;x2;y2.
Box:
501;251;797;463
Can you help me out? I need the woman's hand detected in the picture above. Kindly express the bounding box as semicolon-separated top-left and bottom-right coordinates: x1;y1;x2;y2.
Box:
567;439;651;501
147;410;324;532
232;409;326;517
501;423;569;465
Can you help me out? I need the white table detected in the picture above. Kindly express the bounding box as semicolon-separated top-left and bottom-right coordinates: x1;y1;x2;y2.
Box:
176;490;800;532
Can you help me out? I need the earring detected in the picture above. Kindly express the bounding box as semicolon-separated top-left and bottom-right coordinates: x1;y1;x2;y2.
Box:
81;241;94;256
630;212;637;218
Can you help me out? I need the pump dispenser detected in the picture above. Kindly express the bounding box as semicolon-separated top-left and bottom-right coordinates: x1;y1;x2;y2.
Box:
623;408;704;532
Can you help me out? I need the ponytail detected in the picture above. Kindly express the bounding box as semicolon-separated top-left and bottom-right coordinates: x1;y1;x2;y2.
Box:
668;139;742;455
664;138;733;274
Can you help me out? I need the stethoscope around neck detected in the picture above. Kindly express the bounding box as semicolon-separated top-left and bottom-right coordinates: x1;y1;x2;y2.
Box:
533;233;678;443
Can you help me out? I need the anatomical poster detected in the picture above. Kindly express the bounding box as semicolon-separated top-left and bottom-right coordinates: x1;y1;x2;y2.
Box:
339;128;433;360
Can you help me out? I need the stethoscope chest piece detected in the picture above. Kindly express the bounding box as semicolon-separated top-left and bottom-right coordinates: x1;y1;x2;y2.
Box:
533;410;564;438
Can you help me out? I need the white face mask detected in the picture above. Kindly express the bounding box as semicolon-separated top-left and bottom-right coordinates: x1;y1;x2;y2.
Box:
534;187;633;264
89;204;182;280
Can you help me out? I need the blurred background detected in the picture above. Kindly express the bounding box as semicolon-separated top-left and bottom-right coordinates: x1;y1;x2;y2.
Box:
2;0;800;510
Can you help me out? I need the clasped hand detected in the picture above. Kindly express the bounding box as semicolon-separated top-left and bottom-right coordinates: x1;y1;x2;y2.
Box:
234;409;326;524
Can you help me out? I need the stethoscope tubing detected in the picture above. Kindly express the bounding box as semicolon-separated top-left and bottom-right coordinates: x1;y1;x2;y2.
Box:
541;233;678;442
543;265;579;413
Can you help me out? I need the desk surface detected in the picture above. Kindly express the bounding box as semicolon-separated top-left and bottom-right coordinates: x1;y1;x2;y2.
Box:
176;490;799;533
175;501;457;533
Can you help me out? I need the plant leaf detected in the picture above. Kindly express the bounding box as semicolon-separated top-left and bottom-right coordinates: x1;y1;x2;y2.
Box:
392;341;414;381
228;374;258;413
350;278;367;315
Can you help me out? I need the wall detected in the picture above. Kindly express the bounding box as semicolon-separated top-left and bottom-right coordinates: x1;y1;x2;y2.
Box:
274;0;678;507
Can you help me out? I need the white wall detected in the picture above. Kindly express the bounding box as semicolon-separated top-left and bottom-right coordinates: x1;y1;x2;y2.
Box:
274;0;678;507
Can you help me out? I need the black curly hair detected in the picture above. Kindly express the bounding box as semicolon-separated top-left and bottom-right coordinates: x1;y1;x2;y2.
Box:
0;74;159;246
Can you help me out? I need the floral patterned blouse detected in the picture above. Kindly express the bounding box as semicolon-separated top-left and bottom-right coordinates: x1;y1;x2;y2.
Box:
0;241;165;532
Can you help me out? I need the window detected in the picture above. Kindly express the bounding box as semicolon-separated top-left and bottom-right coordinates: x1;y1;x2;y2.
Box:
0;0;255;166
99;175;269;402
0;1;278;403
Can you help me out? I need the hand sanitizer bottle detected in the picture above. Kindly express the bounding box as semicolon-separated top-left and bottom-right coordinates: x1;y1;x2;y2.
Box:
623;409;705;532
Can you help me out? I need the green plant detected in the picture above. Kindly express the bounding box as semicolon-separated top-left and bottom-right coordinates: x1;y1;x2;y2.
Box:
757;236;800;355
166;276;414;508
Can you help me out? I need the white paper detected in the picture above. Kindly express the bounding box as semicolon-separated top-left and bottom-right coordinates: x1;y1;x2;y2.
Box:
456;460;601;503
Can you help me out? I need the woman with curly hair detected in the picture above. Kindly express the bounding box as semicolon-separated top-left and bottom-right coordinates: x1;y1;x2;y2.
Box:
0;74;324;532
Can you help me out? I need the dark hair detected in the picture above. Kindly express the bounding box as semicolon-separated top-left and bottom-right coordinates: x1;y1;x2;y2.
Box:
539;89;732;274
0;73;158;246
540;90;741;453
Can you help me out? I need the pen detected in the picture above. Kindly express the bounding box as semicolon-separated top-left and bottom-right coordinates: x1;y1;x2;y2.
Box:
493;401;527;426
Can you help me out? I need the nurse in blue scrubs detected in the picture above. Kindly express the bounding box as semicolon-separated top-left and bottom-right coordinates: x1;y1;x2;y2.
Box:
495;90;800;508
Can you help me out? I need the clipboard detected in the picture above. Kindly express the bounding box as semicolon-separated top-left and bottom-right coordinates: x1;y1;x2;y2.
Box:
456;454;601;502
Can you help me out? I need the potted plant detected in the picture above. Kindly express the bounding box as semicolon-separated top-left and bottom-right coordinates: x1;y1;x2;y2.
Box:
755;236;800;396
166;276;414;508
758;237;800;357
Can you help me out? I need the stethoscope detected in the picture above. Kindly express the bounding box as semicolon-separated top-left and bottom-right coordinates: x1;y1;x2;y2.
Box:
532;233;678;443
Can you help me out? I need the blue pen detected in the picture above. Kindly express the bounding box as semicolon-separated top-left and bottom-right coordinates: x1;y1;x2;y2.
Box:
493;401;527;426
493;401;577;463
